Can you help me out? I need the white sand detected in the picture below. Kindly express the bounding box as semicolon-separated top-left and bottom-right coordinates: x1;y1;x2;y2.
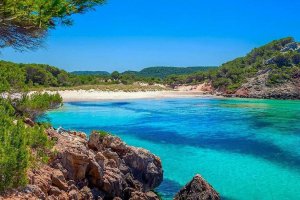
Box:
45;90;214;102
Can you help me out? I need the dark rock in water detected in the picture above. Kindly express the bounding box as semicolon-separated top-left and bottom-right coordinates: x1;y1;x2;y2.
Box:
174;174;220;200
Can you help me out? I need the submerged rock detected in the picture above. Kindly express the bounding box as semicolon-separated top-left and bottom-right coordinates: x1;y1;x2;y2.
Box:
174;174;220;200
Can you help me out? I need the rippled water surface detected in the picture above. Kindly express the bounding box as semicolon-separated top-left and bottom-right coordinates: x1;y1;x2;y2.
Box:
42;97;300;200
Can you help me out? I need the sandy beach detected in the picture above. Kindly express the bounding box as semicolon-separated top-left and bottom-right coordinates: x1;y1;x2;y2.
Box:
44;90;214;102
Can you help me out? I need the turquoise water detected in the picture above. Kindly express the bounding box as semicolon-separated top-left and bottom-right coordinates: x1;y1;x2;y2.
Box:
41;98;300;200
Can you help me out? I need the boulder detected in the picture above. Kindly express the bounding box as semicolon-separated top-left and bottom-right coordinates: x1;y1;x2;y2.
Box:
280;42;300;52
122;147;163;191
88;132;163;192
23;118;35;127
129;191;160;200
174;174;220;200
51;170;68;191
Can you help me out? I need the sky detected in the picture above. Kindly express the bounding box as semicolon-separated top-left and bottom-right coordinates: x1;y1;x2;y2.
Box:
1;0;300;72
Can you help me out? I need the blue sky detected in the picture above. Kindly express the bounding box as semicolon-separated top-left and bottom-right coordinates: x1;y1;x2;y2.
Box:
1;0;300;72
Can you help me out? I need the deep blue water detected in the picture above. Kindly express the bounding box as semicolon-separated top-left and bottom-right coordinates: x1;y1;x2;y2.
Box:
41;97;300;200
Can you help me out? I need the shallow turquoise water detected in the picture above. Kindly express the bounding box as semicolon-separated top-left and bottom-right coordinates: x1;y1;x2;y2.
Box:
41;98;300;200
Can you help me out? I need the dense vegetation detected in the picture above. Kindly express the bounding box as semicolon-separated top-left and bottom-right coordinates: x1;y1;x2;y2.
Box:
0;60;62;193
0;93;62;193
165;37;300;92
0;61;216;88
71;71;110;76
122;66;216;78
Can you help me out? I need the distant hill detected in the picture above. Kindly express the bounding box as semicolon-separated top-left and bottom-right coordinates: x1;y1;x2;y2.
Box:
71;71;110;75
72;66;217;79
123;66;217;78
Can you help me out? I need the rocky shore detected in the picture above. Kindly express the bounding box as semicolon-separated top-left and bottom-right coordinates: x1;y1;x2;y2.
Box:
231;73;300;99
1;129;163;200
0;127;220;200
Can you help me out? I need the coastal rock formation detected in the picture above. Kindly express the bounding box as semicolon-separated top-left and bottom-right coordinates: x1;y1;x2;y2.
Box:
1;129;163;200
223;41;300;99
171;38;300;100
174;175;220;200
231;69;300;99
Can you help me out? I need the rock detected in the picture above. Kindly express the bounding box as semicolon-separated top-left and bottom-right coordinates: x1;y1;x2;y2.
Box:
68;189;82;200
80;186;94;200
28;167;52;194
88;132;163;194
55;132;91;181
264;57;275;65
235;87;249;97
281;42;300;52
51;170;68;191
102;167;127;197
88;132;127;154
70;130;87;139
0;129;164;200
129;191;160;200
23;185;46;199
174;174;220;200
122;147;163;191
87;159;104;186
146;191;160;200
232;69;300;99
48;186;62;196
23;118;35;127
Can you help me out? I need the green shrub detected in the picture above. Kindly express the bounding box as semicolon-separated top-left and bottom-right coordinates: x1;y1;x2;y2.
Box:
93;130;111;137
0;97;56;193
14;93;62;119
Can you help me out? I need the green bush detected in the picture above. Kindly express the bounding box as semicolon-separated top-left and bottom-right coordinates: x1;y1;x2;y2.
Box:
93;130;111;137
14;93;62;119
0;98;54;193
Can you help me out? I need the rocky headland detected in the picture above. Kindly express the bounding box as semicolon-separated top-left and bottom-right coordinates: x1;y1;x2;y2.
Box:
171;38;300;100
0;127;219;200
1;129;163;200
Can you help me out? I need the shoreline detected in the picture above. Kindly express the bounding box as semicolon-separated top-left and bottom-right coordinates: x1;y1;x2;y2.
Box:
44;90;216;102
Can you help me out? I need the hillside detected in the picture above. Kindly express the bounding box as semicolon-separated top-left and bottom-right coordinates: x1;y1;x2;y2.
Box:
0;61;161;90
71;71;110;75
123;66;217;78
167;37;300;99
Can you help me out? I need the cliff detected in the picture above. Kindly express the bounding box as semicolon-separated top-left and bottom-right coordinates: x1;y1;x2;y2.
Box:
1;129;163;200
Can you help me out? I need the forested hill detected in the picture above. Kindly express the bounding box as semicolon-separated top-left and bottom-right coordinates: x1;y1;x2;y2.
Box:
166;37;300;99
0;60;162;90
0;61;216;91
71;71;110;75
123;66;217;78
71;66;217;79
